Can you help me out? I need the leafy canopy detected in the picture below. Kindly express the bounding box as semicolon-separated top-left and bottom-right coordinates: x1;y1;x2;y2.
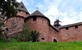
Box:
0;0;18;18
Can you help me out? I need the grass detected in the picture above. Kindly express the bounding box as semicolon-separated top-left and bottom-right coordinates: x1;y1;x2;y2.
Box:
0;40;82;50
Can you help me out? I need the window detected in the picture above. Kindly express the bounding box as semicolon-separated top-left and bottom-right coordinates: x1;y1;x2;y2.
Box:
26;12;28;14
19;10;21;12
53;39;57;42
66;27;69;30
21;6;24;8
75;25;78;28
33;16;37;21
41;38;45;40
6;28;9;31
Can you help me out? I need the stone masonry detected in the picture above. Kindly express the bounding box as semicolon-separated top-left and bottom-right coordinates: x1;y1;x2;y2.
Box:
4;2;82;42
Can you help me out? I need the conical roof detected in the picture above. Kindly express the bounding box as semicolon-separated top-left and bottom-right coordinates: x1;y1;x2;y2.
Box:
17;2;29;14
30;10;45;17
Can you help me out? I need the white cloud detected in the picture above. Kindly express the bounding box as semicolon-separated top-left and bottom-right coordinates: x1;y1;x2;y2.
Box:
16;0;22;2
60;8;81;25
45;6;59;17
44;5;59;25
61;15;79;25
22;0;82;25
43;0;81;25
79;11;82;21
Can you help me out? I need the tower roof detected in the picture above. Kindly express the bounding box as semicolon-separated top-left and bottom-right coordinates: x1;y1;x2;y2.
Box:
54;19;61;27
17;2;29;14
30;10;45;17
26;10;60;32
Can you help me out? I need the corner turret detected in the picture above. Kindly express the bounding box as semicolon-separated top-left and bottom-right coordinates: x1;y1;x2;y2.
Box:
16;2;30;18
54;19;61;27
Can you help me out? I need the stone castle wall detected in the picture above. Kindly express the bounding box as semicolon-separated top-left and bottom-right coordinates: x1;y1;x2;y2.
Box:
4;11;29;35
27;17;50;42
27;17;62;42
4;17;24;35
4;10;82;42
60;25;82;42
27;16;82;42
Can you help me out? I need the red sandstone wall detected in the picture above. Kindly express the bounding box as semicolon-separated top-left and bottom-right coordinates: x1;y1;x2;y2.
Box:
17;11;29;18
60;25;82;42
4;17;24;35
26;14;82;42
48;27;61;42
27;17;61;42
4;10;29;35
27;17;51;42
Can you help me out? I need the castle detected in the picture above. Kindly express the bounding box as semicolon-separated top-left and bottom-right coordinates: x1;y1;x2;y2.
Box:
2;2;82;42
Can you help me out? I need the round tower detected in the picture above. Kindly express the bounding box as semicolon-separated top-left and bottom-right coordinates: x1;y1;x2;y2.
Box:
26;10;50;42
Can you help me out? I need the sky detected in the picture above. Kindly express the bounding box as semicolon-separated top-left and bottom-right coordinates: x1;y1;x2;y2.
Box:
16;0;82;25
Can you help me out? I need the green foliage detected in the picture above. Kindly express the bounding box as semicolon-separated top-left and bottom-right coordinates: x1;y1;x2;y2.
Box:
15;22;30;42
30;30;39;42
0;0;18;18
0;0;19;40
15;22;39;42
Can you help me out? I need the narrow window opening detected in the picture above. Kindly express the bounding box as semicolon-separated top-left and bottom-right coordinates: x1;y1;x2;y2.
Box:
21;6;24;8
75;25;78;28
33;16;37;21
19;10;21;12
26;12;28;14
41;38;45;40
66;27;69;30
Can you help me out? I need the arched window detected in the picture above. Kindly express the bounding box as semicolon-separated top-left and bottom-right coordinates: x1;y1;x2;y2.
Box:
53;39;57;42
41;38;45;40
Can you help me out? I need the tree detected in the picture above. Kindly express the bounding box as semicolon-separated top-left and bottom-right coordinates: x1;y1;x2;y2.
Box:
15;22;39;42
0;0;18;18
15;22;31;42
0;0;19;40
